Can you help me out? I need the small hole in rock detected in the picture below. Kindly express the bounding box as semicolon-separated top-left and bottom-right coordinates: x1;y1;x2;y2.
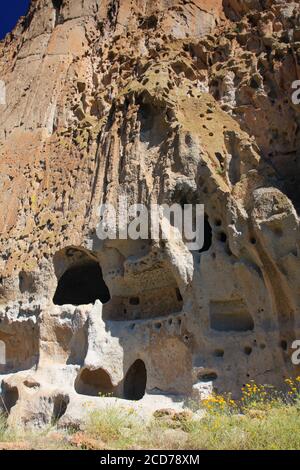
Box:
218;232;227;243
129;297;140;306
198;371;218;382
214;349;224;358
175;288;183;302
280;340;288;351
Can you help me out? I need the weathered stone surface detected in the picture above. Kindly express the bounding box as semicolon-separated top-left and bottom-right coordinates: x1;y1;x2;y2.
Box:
0;0;300;427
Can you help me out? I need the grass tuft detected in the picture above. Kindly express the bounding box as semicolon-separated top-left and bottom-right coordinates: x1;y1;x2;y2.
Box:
85;405;140;448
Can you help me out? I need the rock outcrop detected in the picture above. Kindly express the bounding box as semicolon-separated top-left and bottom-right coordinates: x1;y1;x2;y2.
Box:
0;0;300;427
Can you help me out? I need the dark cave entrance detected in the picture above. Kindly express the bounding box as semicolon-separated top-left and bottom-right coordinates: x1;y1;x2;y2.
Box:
52;0;62;10
124;359;147;401
75;368;115;397
2;385;19;413
52;394;69;423
53;259;110;306
199;214;212;253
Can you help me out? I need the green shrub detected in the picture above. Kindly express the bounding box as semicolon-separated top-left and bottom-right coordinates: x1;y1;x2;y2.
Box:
86;405;139;447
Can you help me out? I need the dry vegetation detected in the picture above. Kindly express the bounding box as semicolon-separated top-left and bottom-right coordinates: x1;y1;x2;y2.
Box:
1;379;300;450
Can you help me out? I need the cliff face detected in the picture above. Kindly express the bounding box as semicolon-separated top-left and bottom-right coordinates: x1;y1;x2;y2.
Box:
0;0;300;427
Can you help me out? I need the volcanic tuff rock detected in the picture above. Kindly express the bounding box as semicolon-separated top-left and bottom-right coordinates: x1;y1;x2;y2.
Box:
0;0;300;427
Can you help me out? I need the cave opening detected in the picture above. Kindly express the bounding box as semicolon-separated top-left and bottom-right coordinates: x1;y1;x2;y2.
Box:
75;368;115;397
53;258;110;306
52;394;69;423
210;300;254;332
140;15;158;30
2;385;19;413
199;214;212;253
52;0;62;10
19;271;35;294
124;359;147;401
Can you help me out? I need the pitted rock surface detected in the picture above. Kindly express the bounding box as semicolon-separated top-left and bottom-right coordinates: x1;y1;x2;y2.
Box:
0;0;300;427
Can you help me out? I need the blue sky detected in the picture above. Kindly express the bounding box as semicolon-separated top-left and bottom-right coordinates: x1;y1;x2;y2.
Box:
0;0;31;40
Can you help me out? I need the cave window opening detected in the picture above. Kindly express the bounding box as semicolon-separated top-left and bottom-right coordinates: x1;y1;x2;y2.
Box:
75;368;115;397
214;349;224;358
210;309;254;332
280;340;288;351
198;371;218;382
52;0;63;26
52;0;62;10
199;214;212;253
215;152;224;170
129;297;140;306
124;359;147;401
218;232;227;243
53;258;110;306
19;271;35;294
